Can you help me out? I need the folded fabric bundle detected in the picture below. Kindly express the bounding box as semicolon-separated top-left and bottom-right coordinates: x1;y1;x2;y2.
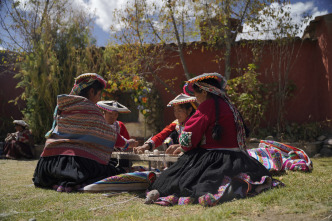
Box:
82;171;156;192
247;140;313;172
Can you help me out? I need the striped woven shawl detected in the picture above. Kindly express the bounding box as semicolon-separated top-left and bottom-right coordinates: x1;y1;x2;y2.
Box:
41;94;117;165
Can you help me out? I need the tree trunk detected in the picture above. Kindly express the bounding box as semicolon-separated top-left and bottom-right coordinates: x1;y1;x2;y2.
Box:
167;0;191;80
224;0;231;80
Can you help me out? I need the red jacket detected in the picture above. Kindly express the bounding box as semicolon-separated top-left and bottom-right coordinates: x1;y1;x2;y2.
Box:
150;120;177;148
180;98;239;151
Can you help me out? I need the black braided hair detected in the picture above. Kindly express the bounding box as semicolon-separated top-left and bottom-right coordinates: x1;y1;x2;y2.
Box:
212;95;222;140
193;78;222;140
79;80;104;98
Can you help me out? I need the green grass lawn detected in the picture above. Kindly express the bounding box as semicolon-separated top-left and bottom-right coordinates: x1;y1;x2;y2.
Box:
0;157;331;221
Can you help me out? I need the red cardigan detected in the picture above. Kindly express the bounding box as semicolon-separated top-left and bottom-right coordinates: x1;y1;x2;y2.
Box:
180;98;239;151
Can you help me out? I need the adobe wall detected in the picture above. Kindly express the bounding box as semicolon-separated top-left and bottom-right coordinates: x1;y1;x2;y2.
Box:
315;15;332;123
0;72;24;136
154;15;332;127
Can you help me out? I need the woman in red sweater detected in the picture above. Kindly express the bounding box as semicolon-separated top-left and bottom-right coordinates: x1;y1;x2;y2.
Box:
145;73;282;206
134;93;197;155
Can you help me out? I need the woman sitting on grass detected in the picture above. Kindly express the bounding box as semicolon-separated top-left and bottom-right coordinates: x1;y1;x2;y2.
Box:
96;100;132;140
2;120;34;159
145;73;283;206
33;73;137;192
97;100;134;169
134;93;196;155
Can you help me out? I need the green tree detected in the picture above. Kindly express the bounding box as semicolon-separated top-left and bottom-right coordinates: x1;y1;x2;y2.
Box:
4;0;97;142
110;0;202;95
193;0;278;80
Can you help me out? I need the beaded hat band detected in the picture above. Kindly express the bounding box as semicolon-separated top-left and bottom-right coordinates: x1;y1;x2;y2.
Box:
167;93;197;109
97;100;131;113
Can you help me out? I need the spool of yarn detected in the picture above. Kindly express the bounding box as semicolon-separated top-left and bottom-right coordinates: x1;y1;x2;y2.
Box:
153;149;159;155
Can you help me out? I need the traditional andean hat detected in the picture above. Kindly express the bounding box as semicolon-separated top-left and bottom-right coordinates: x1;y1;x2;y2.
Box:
70;73;107;95
13;120;28;128
96;100;131;113
167;93;197;108
183;73;226;96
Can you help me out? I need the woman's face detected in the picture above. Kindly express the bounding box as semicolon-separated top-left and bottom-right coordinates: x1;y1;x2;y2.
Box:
173;105;192;124
104;111;119;124
194;90;208;104
15;125;24;132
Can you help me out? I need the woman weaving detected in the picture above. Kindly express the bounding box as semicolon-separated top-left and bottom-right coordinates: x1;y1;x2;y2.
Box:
2;120;34;159
134;93;196;155
144;73;282;206
33;73;137;192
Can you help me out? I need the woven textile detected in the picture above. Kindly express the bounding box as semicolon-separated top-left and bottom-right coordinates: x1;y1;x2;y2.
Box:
247;140;313;172
41;94;118;165
83;171;156;192
179;131;192;148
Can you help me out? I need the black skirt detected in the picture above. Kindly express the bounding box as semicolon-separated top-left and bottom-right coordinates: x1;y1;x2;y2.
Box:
150;147;271;200
33;155;125;190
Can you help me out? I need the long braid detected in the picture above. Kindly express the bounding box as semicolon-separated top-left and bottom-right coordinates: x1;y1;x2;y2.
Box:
193;78;247;150
212;95;222;140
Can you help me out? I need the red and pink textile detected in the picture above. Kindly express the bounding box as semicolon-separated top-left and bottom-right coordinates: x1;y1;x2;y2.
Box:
247;140;313;172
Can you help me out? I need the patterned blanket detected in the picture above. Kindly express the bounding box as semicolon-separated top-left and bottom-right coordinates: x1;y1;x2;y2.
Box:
82;171;156;192
247;140;313;172
42;94;118;165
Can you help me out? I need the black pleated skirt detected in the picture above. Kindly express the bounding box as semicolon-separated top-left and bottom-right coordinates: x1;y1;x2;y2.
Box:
150;147;271;199
33;155;125;190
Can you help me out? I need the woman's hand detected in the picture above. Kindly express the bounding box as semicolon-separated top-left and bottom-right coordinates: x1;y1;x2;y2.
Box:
173;146;182;155
5;133;16;142
133;143;150;154
165;144;182;155
127;139;139;149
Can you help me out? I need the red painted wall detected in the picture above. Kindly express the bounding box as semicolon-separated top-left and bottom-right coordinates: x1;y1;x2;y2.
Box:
0;71;24;127
154;14;332;128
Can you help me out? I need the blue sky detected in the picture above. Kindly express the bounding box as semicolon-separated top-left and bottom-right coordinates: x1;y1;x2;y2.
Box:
86;0;332;47
0;0;331;49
